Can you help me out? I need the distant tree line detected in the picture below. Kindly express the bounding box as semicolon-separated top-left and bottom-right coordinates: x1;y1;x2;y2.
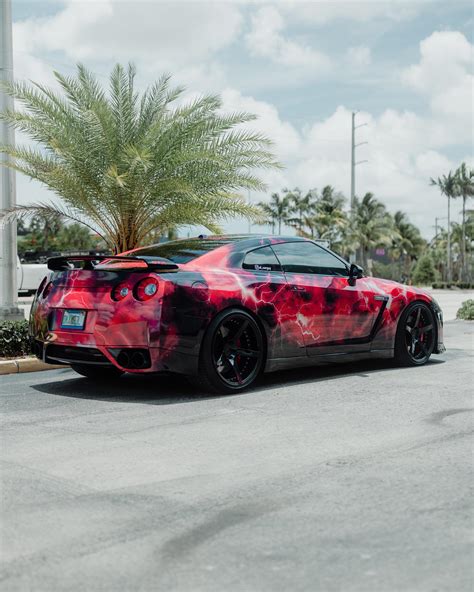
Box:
257;164;473;286
17;214;104;258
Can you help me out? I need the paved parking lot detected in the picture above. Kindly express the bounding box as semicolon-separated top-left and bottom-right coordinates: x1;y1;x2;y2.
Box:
1;315;473;591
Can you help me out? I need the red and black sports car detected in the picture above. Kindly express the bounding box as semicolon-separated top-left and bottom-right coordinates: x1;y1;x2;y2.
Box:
30;235;445;393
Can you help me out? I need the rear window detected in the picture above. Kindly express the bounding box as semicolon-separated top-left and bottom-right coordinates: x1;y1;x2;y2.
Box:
130;237;242;264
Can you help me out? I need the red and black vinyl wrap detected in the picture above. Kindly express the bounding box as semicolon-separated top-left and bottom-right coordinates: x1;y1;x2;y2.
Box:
30;236;444;376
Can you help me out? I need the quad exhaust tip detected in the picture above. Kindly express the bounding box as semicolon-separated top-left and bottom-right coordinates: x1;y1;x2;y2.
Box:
109;348;151;369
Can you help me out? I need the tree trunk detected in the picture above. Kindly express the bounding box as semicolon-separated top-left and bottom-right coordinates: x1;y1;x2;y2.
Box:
447;196;452;283
461;193;466;282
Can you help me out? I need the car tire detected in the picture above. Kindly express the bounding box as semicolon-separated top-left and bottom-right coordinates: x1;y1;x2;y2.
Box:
70;363;124;380
394;301;436;366
196;308;265;394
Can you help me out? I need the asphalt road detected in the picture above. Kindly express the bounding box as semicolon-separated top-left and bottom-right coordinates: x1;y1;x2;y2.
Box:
1;321;473;592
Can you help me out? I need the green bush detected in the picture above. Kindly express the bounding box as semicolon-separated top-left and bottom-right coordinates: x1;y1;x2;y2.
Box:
412;254;439;286
0;320;33;358
456;299;474;320
371;261;402;282
432;282;474;289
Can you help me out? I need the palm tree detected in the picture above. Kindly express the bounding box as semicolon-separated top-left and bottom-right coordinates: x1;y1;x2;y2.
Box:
299;185;348;246
352;193;394;272
430;171;458;282
284;187;317;235
312;186;348;247
0;63;280;252
257;192;291;234
390;211;424;281
454;163;474;281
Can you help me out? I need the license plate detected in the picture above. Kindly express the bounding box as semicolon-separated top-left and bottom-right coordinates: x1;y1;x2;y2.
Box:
61;309;86;330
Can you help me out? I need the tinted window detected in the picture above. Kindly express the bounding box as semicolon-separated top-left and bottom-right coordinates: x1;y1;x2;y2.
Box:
243;246;281;272
131;238;243;264
272;241;348;275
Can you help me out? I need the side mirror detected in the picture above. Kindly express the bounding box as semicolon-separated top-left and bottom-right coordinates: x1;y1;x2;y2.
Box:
348;263;364;286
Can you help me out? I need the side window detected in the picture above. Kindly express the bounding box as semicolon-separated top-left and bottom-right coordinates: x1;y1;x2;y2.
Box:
271;241;348;276
243;246;281;272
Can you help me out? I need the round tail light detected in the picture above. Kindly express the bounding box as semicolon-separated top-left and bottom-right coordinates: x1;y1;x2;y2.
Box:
111;283;130;301
135;277;159;301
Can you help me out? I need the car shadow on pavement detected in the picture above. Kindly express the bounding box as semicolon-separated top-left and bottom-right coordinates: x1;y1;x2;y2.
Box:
256;357;445;393
32;357;445;404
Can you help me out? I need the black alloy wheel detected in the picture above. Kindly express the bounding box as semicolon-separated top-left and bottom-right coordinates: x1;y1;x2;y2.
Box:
395;302;435;366
197;309;264;394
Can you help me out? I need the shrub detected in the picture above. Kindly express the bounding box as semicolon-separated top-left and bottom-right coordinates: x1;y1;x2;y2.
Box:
371;261;402;282
456;299;474;320
0;320;32;358
412;254;439;286
432;282;474;289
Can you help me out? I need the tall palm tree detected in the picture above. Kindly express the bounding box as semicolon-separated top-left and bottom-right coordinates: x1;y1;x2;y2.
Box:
284;187;317;235
0;64;279;252
454;163;474;281
430;171;458;282
352;193;394;272
390;211;424;281
305;185;348;248
257;192;291;234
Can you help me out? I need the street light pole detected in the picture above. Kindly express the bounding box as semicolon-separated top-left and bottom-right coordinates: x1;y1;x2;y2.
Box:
0;0;23;320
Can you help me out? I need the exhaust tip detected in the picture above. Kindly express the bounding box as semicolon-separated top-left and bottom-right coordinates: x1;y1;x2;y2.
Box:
109;348;151;370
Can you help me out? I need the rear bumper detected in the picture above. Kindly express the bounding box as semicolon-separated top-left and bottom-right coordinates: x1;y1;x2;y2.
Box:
33;339;199;376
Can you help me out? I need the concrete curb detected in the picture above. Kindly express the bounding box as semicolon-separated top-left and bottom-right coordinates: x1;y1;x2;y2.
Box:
0;357;67;375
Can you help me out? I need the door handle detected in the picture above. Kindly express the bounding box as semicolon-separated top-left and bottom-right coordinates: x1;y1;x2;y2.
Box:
291;285;307;292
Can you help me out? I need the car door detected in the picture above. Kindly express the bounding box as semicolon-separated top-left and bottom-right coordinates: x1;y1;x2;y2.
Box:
241;245;306;359
270;241;386;356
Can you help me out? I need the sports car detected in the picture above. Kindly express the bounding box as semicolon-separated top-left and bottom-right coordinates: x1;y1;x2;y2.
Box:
30;235;445;393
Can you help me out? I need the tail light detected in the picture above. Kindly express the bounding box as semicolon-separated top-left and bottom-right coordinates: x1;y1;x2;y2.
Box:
111;282;130;301
42;281;53;298
134;277;159;301
36;276;47;296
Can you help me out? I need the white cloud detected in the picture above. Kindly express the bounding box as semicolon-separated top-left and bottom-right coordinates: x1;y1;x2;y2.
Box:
278;0;425;25
245;6;331;71
401;31;473;135
14;0;243;69
219;93;467;236
346;46;371;67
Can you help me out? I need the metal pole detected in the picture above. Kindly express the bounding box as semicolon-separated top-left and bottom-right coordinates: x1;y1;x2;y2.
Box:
350;112;355;215
0;0;23;320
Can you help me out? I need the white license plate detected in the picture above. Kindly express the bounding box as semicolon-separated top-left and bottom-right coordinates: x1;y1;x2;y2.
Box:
61;309;86;330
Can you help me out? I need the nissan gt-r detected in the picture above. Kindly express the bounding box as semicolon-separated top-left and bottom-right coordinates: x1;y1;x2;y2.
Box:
30;235;445;393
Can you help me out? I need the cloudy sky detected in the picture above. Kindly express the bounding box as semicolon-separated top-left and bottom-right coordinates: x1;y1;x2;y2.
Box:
11;0;474;238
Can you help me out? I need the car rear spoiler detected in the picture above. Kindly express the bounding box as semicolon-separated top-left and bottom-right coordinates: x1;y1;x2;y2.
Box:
47;255;179;272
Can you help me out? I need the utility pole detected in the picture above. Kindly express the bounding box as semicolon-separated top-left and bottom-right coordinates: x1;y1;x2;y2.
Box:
350;111;368;262
0;0;23;320
350;111;368;214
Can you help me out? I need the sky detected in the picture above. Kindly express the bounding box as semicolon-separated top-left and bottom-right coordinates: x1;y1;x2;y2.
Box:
10;0;474;238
